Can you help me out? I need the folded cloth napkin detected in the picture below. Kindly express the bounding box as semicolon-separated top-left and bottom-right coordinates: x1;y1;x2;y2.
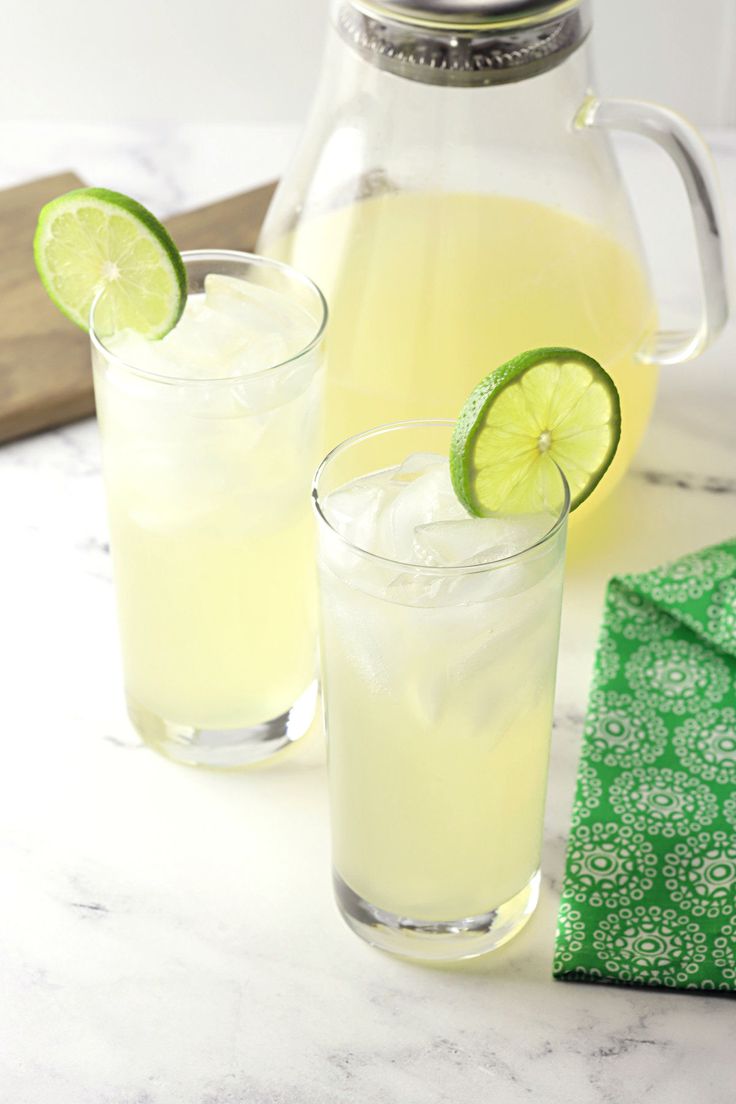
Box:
554;538;736;993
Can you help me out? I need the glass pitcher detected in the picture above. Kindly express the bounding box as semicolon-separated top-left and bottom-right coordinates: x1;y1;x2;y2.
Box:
259;0;730;518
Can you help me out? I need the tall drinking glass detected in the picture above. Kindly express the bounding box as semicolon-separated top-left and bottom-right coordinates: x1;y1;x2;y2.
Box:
91;251;327;768
314;421;569;960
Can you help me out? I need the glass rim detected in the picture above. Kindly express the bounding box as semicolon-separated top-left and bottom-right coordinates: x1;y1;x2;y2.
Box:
88;248;328;387
312;419;571;576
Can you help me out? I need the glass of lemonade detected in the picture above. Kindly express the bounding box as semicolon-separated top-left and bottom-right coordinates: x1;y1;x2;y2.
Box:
313;421;569;960
91;251;327;768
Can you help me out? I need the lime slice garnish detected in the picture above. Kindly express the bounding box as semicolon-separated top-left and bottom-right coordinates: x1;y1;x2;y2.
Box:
34;187;186;338
451;347;621;515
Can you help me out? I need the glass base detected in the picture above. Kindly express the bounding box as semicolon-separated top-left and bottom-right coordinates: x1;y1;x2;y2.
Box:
126;679;318;769
333;869;540;962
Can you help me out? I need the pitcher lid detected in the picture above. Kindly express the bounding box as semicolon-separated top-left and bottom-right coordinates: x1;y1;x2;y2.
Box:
353;1;581;26
340;0;589;84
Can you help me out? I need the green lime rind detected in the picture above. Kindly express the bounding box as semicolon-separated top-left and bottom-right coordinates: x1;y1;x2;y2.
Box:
34;187;186;338
450;347;622;516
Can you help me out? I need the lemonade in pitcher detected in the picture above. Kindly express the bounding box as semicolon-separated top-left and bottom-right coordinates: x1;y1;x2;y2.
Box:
261;0;729;516
268;190;657;518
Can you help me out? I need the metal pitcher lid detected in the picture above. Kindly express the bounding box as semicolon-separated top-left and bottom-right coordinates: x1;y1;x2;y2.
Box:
340;0;589;85
354;1;581;26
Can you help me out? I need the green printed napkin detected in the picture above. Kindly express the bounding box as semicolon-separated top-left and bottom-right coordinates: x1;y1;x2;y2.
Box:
554;538;736;993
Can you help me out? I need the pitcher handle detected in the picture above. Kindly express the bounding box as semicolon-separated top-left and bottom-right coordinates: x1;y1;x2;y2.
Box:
577;96;730;365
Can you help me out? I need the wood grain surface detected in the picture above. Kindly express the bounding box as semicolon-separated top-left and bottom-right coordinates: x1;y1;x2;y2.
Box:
0;173;277;444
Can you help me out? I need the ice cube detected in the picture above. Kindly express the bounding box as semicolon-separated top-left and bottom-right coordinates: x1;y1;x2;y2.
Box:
204;273;314;359
413;514;552;567
160;302;250;378
228;332;291;376
232;356;320;418
320;455;558;603
108;299;255;381
384;566;493;608
379;461;466;561
321;581;393;692
323;475;394;551
390;451;447;484
205;272;285;323
107;328;178;379
386;570;449;606
413;519;507;566
107;275;316;385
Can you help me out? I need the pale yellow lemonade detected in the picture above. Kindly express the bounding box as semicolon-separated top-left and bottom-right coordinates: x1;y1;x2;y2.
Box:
110;481;314;728
93;274;323;734
318;451;566;923
266;191;657;517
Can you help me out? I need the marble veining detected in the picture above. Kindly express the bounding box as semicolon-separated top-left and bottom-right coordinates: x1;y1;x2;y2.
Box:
1;123;735;1104
632;467;736;497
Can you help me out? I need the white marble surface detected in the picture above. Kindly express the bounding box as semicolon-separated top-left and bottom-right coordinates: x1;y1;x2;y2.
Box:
2;122;736;1103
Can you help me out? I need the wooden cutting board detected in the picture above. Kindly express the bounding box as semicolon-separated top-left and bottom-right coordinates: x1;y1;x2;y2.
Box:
0;172;277;444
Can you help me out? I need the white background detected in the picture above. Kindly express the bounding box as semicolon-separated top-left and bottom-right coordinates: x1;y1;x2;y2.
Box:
3;0;735;127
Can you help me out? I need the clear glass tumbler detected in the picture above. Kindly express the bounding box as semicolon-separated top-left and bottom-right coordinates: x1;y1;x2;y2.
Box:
314;421;569;960
91;251;327;768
